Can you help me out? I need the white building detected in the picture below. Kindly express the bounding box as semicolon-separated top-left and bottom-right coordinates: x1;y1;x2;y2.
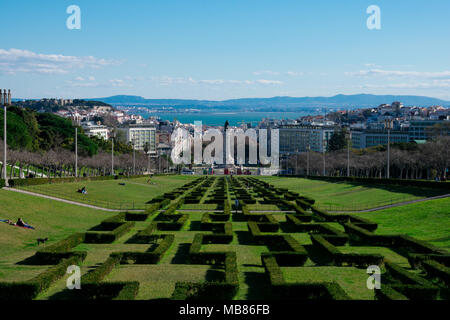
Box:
81;121;109;140
118;124;157;154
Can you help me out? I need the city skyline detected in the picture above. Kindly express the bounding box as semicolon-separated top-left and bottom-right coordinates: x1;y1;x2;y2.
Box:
2;0;450;100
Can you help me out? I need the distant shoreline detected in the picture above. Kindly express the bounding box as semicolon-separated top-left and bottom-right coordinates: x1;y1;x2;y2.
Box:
137;111;319;126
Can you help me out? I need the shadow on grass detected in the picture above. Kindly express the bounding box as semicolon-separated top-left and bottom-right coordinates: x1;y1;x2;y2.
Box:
188;221;202;231
48;288;79;300
303;244;333;266
205;267;225;282
170;243;191;264
16;254;48;266
235;231;254;245
279;221;296;233
242;271;271;300
231;213;246;222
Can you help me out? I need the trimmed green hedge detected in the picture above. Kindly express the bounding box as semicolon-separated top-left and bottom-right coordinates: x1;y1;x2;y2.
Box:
384;262;440;299
82;254;121;283
261;254;350;300
172;282;238;300
420;260;450;286
8;174;148;187
113;282;140;300
77;281;139;300
311;234;383;267
0;254;86;300
153;213;189;231
398;235;447;255
172;252;239;300
224;199;231;215
35;233;86;264
311;234;341;259
375;285;409;300
125;198;170;221
85;221;135;243
119;234;175;264
385;262;435;287
164;198;185;215
391;284;439;300
348;216;378;232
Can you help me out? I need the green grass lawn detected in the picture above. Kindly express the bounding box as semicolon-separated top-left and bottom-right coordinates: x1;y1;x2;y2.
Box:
1;175;448;300
281;266;375;300
0;189;113;280
354;197;450;250
107;264;214;300
337;246;410;267
256;176;448;210
19;175;196;210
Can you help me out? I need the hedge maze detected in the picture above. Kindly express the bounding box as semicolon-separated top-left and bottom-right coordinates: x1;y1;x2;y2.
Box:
0;176;448;300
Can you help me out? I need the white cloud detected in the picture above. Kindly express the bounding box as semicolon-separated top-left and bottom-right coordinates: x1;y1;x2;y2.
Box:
358;80;450;89
253;70;280;76
68;75;98;87
363;63;382;68
256;79;283;85
109;79;130;87
286;71;303;76
0;48;119;75
158;76;197;86
347;69;450;79
253;70;302;77
156;76;283;86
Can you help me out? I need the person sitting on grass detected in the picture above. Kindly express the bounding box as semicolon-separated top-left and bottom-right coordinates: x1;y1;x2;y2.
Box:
16;218;26;227
78;186;87;194
16;218;35;229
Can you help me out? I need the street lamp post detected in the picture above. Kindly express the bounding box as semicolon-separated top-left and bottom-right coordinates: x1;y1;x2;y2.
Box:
75;127;78;177
111;137;114;175
385;119;393;179
132;139;136;175
347;131;352;177
2;89;11;186
323;139;326;176
306;144;310;176
110;130;115;176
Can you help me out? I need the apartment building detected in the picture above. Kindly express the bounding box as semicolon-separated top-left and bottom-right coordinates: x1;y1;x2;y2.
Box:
118;124;157;154
279;125;335;154
351;129;409;149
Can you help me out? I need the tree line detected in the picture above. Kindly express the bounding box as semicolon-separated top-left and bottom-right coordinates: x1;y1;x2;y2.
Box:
0;105;171;178
285;136;449;180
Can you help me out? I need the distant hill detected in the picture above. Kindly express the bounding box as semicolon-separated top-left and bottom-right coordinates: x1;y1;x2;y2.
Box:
13;99;113;113
91;94;450;111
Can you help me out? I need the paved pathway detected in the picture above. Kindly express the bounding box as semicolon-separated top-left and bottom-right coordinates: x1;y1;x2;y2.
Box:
329;193;450;213
2;187;143;212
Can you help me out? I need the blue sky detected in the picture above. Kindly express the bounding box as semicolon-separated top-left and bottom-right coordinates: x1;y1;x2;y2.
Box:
1;0;450;100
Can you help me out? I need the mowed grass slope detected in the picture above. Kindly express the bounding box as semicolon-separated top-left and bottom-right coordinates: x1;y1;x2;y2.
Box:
0;189;113;280
257;176;447;210
20;175;196;209
354;197;450;250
